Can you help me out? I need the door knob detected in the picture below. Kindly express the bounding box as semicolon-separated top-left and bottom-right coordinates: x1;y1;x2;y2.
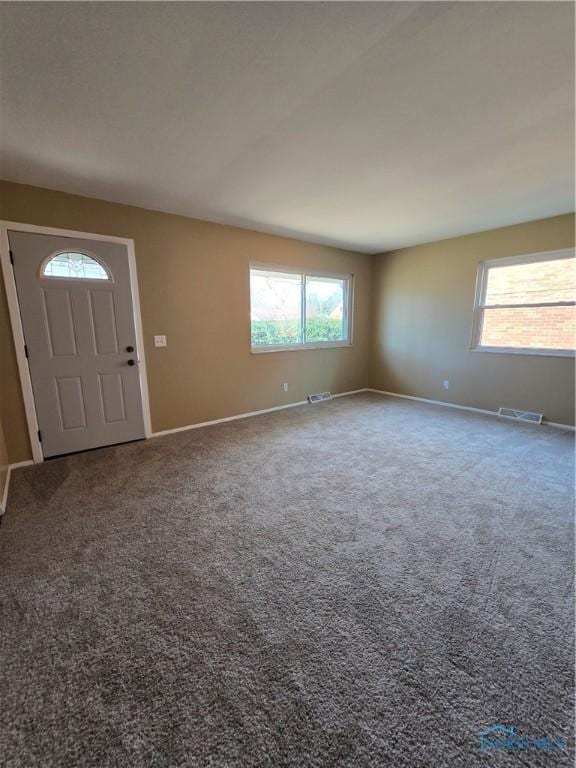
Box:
127;359;136;366
126;345;134;353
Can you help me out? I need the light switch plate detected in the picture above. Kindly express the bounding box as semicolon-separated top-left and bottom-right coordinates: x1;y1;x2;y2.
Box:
154;335;167;347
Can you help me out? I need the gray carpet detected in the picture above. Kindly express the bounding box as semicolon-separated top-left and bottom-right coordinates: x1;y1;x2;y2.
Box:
0;393;573;767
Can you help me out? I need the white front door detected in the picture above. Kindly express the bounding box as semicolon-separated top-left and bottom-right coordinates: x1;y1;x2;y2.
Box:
9;231;146;458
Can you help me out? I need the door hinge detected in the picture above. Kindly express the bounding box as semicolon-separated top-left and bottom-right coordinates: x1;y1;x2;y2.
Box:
24;344;29;359
9;250;14;266
37;430;42;443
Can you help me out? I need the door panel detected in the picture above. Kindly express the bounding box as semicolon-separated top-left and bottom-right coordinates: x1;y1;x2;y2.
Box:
9;231;146;457
42;288;78;356
89;290;120;354
98;373;126;424
55;377;87;430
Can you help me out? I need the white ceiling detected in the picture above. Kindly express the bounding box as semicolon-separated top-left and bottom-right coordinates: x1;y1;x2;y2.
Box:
0;2;573;253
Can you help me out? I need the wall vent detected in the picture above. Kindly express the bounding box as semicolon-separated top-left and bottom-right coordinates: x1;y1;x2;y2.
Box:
308;392;332;403
498;407;543;424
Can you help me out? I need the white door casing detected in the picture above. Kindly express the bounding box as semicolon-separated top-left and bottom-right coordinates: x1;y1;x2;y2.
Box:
3;226;151;459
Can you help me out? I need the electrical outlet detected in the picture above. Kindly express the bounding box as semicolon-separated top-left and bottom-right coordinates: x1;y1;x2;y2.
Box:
443;379;450;390
283;383;289;392
154;335;167;347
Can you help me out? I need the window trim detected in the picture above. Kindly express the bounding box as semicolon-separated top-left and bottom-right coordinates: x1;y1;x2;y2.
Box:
249;262;354;353
471;248;575;358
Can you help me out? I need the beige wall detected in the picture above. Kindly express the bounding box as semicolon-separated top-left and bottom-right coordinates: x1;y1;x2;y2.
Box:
0;181;372;462
369;214;575;425
1;181;573;470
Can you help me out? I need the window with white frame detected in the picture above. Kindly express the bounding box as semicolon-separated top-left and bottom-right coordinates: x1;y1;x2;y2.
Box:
250;266;352;350
472;250;576;355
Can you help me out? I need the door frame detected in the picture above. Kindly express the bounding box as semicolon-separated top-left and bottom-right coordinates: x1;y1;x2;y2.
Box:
0;221;153;463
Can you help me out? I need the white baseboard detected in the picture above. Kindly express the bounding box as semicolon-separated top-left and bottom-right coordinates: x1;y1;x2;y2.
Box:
543;420;576;431
152;399;308;438
0;460;35;515
366;388;576;431
152;388;370;439
366;388;497;416
332;388;369;399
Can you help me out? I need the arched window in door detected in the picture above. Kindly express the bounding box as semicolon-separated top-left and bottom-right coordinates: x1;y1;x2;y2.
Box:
42;251;110;280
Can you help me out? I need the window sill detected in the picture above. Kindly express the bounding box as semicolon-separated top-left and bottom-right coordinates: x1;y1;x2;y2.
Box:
251;342;353;354
471;346;575;358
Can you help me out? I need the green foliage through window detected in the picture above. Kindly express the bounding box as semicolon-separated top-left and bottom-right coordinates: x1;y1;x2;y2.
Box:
251;317;344;347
